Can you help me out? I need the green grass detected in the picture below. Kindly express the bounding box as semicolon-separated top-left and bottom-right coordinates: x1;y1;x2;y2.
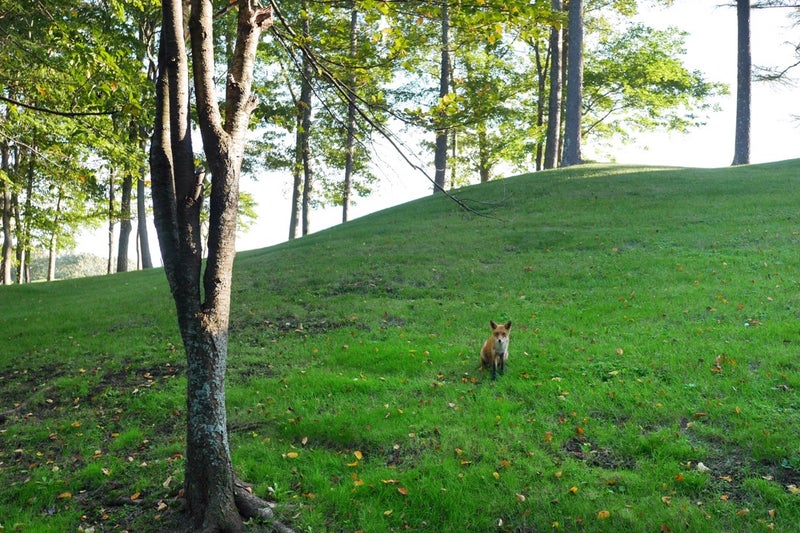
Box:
3;160;800;531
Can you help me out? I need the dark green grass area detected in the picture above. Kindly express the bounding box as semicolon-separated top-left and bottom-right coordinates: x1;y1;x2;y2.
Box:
3;160;800;531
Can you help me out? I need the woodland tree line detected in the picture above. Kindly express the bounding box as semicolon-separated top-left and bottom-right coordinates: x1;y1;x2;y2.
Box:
0;0;798;283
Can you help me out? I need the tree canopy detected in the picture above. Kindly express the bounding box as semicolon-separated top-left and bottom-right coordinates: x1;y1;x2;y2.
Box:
1;0;740;282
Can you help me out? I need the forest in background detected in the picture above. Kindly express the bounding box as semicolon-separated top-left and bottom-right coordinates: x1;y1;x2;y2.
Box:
1;0;798;282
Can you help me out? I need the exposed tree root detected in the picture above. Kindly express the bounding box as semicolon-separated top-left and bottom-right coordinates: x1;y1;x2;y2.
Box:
0;385;53;424
234;478;296;533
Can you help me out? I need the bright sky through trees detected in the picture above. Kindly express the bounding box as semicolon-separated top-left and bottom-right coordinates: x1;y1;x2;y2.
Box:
77;0;800;258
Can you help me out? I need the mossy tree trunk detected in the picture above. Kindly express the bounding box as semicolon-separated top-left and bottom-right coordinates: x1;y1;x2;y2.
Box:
150;0;278;531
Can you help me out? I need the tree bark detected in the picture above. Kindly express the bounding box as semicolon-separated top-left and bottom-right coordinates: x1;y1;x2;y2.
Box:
562;0;583;167
433;0;450;193
150;0;275;530
732;0;751;166
544;0;563;170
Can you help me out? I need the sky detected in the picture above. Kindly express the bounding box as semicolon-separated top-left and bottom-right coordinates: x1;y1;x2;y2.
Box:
77;0;800;258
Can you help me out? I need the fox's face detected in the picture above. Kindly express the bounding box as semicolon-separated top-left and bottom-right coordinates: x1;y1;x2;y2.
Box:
489;320;512;353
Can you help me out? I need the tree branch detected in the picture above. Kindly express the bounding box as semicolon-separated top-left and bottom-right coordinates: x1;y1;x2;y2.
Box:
267;0;498;219
0;94;115;117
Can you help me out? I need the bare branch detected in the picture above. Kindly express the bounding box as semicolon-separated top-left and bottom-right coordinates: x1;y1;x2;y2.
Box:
0;94;115;117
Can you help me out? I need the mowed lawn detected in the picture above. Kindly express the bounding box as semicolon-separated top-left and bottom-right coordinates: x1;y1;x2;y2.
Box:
2;160;800;532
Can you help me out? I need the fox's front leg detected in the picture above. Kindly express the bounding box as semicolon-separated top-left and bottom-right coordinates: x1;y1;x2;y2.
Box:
499;356;505;376
492;359;498;380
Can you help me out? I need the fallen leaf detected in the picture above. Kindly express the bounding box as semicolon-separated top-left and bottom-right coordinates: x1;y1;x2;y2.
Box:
156;500;168;511
382;479;399;485
569;486;578;494
130;492;140;501
397;487;408;496
696;462;711;473
737;508;750;516
354;450;363;460
57;492;72;500
597;510;611;519
383;509;393;516
286;452;299;459
787;484;800;494
493;471;500;480
661;496;672;506
515;493;526;502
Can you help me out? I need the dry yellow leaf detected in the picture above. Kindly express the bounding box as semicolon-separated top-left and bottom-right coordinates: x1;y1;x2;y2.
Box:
597;510;611;519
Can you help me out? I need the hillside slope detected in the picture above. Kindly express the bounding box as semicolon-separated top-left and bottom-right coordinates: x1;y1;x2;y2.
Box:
3;161;800;532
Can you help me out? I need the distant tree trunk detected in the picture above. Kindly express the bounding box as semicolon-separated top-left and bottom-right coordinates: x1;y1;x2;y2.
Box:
478;124;491;183
732;0;751;166
296;0;314;238
1;140;13;285
433;0;450;193
137;172;153;269
17;154;34;284
117;174;133;272
533;40;550;171
562;0;583;167
544;0;563;170
342;0;358;223
150;0;277;530
107;170;116;275
47;187;64;282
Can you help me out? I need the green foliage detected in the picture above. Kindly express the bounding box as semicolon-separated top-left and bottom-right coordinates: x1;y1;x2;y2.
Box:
3;161;800;531
583;24;728;147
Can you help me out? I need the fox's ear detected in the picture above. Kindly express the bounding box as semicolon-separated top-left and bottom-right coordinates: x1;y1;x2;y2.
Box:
490;320;498;329
505;321;512;330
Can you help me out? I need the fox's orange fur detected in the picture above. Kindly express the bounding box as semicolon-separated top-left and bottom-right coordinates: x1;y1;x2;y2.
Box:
480;320;512;380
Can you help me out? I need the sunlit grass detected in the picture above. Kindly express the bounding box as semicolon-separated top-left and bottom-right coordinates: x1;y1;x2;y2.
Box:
2;160;800;531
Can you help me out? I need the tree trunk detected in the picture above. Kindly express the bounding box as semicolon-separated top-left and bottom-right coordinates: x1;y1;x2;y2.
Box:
107;170;116;275
478;125;490;183
117;174;133;272
533;41;549;171
1;140;13;285
47;187;64;282
150;0;276;530
137;173;153;269
732;0;750;166
544;0;563;170
562;0;583;167
342;1;358;223
17;154;34;284
433;0;450;193
298;0;314;237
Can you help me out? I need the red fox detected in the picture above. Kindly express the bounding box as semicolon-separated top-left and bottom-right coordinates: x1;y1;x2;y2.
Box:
480;320;512;380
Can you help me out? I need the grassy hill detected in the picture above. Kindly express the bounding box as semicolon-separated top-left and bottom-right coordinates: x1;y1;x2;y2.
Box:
2;161;800;532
